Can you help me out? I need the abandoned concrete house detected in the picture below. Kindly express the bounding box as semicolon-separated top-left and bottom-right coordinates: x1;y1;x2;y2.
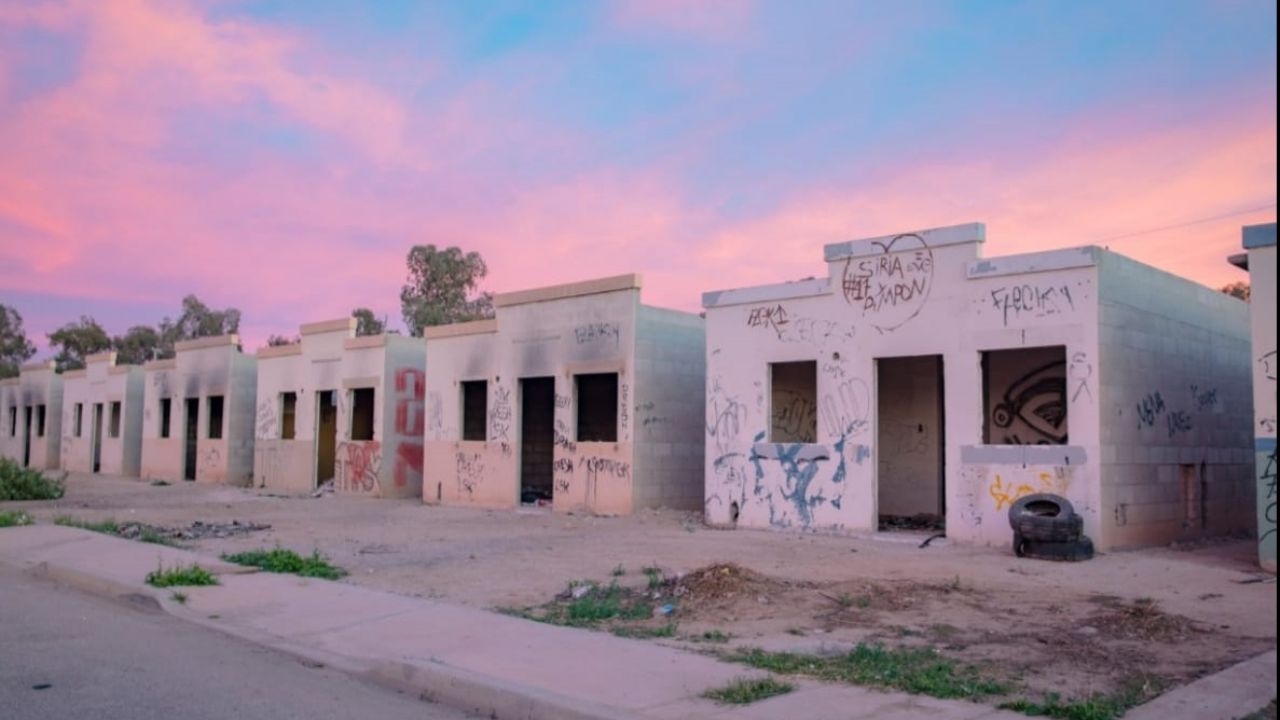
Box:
422;274;705;514
140;335;257;485
253;318;425;498
1230;222;1276;573
702;222;1255;550
0;361;62;470
59;351;144;477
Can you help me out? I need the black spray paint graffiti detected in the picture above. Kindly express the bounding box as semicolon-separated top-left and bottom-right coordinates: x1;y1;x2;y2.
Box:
1068;352;1093;403
456;452;484;498
841;233;933;332
989;284;1075;327
583;456;631;484
771;390;817;444
620;383;630;438
489;386;512;442
746;304;790;337
574;323;621;348
553;419;576;454
821;379;870;439
707;380;747;454
1261;351;1277;382
553;457;574;494
992;360;1067;445
1135;390;1196;438
777;316;856;347
1136;391;1166;429
1189;385;1219;411
255;399;277;439
1261;450;1276;546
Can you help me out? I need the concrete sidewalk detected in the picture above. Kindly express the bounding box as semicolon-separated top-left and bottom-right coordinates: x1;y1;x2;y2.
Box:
0;526;1267;720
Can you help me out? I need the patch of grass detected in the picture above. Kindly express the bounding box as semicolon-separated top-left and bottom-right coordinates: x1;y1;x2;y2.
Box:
517;581;653;628
703;677;793;705
688;629;732;644
0;509;33;527
170;591;188;604
0;460;65;501
725;644;1010;700
146;563;218;588
999;675;1163;720
611;564;626;577
221;547;347;580
786;627;807;636
642;566;664;590
135;526;178;547
1240;699;1277;720
612;623;677;639
54;515;120;534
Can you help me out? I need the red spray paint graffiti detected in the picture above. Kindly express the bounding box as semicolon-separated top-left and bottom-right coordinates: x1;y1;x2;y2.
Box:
393;368;425;488
337;440;381;493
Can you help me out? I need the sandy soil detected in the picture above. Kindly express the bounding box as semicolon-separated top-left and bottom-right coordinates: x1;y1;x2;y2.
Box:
10;472;1277;704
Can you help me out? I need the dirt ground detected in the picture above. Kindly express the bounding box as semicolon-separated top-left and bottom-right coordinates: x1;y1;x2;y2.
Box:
10;473;1277;705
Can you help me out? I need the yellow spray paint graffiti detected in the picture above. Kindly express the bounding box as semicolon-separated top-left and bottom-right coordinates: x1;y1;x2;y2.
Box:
989;470;1070;511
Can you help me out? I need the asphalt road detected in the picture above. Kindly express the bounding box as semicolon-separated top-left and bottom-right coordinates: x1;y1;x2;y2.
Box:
0;567;474;720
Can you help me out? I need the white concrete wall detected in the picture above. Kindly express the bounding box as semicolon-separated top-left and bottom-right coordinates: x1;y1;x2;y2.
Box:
0;378;18;463
1243;225;1276;572
378;335;426;499
253;347;310;492
704;224;1104;547
1096;252;1254;549
141;362;179;480
3;363;64;471
58;355;144;477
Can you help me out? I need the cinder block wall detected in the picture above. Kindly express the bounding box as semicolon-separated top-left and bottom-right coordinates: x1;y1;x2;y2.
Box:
1097;251;1254;548
631;305;706;511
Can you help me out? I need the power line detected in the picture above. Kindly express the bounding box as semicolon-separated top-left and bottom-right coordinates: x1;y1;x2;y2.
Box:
1097;203;1277;243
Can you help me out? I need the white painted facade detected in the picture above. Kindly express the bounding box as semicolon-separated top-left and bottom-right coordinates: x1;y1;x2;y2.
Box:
423;274;705;514
703;223;1254;550
140;335;257;485
1234;222;1276;572
0;361;63;470
253;319;426;498
59;351;144;477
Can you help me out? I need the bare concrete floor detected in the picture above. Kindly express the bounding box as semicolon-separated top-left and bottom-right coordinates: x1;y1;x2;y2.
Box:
10;472;1278;705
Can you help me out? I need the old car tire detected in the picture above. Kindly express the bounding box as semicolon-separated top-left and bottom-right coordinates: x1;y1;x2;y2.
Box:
1008;493;1082;543
1018;536;1095;562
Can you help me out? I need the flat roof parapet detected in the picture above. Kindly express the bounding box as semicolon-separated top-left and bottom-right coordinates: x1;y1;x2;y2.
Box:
703;277;830;309
494;273;642;308
21;360;56;372
144;358;177;370
0;377;17;386
1243;222;1277;249
175;334;240;353
86;351;117;365
422;319;499;339
344;335;386;350
967;246;1099;279
62;369;88;379
257;343;303;359
108;365;135;375
301;318;357;336
824;222;985;262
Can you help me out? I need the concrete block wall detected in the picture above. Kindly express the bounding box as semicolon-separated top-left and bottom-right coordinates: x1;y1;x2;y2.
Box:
4;362;64;471
631;305;706;511
1096;251;1254;548
140;360;180;481
225;350;258;486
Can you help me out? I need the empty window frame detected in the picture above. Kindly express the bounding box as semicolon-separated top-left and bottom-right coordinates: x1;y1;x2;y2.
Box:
109;401;121;438
207;395;225;440
159;398;172;439
461;380;488;441
351;388;375;441
280;392;297;440
74;403;84;437
36;405;46;437
576;373;618;442
981;346;1068;445
770;361;817;443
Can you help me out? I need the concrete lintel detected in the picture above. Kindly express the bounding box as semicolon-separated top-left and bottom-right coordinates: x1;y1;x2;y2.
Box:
342;376;380;390
20;360;56;372
967;246;1099;279
301;318;356;336
702;278;830;309
1243;222;1277;249
175;335;240;353
144;358;177;371
257;344;303;359
423;319;499;340
344;335;386;350
61;369;88;380
960;444;1087;466
752;443;831;462
495;274;642;308
824;222;985;262
107;365;137;376
85;351;117;365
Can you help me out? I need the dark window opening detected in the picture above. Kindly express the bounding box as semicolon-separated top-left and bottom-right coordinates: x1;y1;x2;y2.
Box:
281;392;297;440
462;380;487;441
7;406;14;436
770;361;817;443
981;346;1067;445
575;373;618;442
520;377;555;503
207;395;225;440
351;388;375;441
36;404;46;437
160;398;172;439
109;401;121;438
74;404;84;437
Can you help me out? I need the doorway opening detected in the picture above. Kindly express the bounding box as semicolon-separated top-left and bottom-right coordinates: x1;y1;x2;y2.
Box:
876;355;945;533
519;377;555;505
183;398;199;481
316;390;337;485
22;406;32;467
92;403;104;474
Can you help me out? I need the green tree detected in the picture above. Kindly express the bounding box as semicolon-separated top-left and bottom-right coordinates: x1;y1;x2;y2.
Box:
112;325;161;365
0;304;37;378
265;334;298;347
399;245;494;336
352;307;386;337
156;295;242;358
1220;281;1250;302
48;316;112;370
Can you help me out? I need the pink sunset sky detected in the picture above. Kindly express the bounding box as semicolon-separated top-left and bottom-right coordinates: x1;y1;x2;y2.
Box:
1;0;1275;355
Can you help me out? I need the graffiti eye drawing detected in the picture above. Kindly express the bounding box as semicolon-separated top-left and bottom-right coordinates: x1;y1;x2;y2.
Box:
991;360;1067;444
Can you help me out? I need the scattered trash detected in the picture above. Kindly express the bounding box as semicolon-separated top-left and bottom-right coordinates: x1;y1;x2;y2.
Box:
918;533;946;549
1234;575;1276;585
311;481;334;498
657;603;676;615
571;584;593;599
879;513;944;531
116;520;272;542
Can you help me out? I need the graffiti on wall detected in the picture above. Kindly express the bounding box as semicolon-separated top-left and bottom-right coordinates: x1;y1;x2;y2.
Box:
707;380;747;454
574;323;620;348
1260;351;1277;435
1069;352;1093;403
746;304;790;337
1135;389;1200;438
620;383;630;438
1261;450;1276;546
553;457;574;494
821;378;870;439
428;391;443;435
840;233;933;332
992;360;1067;445
771;390;817;444
456;451;483;498
393;368;425;488
490;385;512;443
779;317;857;347
989;284;1075;327
336;441;381;493
988;469;1070;511
256;399;277;439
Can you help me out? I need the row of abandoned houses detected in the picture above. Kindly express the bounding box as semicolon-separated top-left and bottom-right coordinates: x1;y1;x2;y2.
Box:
2;223;1274;570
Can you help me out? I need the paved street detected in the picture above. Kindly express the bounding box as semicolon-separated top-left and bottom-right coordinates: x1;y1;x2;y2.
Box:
0;567;474;720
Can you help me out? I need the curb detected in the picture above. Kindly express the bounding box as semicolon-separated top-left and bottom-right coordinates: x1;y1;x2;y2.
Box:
28;561;163;613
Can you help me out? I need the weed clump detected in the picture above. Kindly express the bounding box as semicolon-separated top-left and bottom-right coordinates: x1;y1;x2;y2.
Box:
0;460;65;501
702;677;793;705
146;564;218;588
0;509;33;527
222;547;347;580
